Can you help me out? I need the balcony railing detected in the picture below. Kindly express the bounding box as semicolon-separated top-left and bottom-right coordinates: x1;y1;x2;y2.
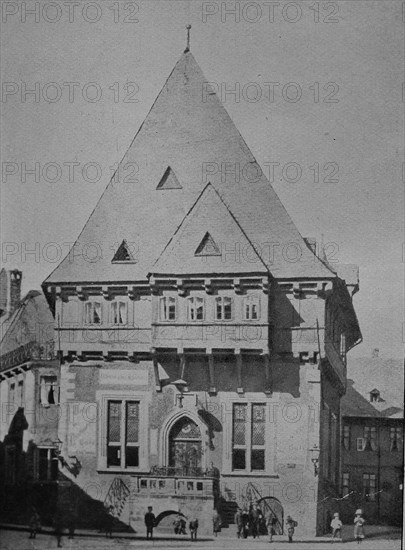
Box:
149;465;219;478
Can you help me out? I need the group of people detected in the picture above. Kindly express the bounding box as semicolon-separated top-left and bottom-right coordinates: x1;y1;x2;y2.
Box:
145;507;199;541
29;506;76;547
330;509;366;543
233;505;298;543
29;502;366;544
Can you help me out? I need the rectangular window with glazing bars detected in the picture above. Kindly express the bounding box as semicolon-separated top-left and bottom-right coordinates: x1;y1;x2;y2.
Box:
188;297;204;321
159;296;176;321
363;473;377;501
232;403;265;472
107;400;140;469
215;296;233;320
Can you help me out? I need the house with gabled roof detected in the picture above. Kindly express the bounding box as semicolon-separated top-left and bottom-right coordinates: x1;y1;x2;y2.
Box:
42;44;361;536
0;269;60;525
339;356;403;526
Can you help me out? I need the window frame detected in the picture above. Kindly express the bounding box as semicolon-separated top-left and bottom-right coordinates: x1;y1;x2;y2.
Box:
107;400;140;469
159;296;177;322
110;300;128;326
39;375;59;406
187;296;205;322
363;426;378;451
84;300;102;325
390;426;402;452
97;391;148;472
231;402;266;473
215;296;233;321
36;447;58;482
242;295;261;321
363;473;377;501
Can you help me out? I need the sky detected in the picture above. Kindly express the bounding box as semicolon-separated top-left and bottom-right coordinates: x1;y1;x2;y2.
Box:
0;0;403;359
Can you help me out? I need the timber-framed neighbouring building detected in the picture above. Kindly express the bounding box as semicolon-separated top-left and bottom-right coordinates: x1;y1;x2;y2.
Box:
40;47;362;536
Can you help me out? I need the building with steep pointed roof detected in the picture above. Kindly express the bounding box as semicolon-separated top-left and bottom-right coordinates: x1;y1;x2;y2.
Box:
42;47;361;536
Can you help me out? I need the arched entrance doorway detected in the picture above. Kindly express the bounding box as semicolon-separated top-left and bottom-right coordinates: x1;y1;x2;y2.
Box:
168;417;202;475
257;496;284;535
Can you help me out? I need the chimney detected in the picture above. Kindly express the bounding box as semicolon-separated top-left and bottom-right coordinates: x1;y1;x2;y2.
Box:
0;269;22;317
304;237;317;255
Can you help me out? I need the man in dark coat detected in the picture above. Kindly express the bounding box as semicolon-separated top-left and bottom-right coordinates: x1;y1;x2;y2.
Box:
234;507;243;538
189;518;199;541
144;506;156;539
53;510;64;548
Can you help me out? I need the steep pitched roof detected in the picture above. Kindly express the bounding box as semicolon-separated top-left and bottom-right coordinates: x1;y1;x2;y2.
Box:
44;51;334;286
152;184;268;275
341;356;404;419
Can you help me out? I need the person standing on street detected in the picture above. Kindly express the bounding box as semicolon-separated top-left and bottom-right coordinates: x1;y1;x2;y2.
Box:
331;512;343;541
212;508;221;537
53;510;64;548
267;514;277;543
241;507;249;538
189;518;199;541
28;507;41;539
285;515;298;543
234;507;243;539
354;509;365;544
144;506;156;540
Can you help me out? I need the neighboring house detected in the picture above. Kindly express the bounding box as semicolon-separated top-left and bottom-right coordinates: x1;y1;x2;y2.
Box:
42;48;361;536
0;269;60;524
340;356;404;525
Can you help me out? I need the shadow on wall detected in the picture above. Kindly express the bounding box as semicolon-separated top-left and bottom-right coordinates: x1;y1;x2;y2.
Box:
0;409;133;531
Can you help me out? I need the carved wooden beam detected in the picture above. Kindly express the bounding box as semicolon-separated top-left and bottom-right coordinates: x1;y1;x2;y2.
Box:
204;279;214;294
263;353;272;396
76;286;86;301
207;353;216;394
127;286;137;300
236;351;243;394
102;286;110;300
233;278;243;294
176;279;187;296
152;349;162;392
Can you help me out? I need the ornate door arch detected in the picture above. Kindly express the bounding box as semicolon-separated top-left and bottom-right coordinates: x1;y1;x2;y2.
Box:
168;416;202;475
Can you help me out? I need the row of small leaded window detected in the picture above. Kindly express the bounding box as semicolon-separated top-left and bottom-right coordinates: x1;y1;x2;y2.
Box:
343;425;402;452
159;295;260;322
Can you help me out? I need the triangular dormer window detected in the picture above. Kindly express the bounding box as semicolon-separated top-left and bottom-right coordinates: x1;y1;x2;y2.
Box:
112;240;136;263
156;167;182;190
195;232;221;257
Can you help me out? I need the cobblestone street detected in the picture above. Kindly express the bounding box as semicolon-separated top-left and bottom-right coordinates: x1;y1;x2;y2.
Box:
0;527;402;550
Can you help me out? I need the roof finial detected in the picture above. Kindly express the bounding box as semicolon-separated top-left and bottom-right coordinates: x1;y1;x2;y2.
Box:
185;24;191;53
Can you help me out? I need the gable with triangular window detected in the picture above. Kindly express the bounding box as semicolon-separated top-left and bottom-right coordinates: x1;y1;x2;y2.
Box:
112;240;136;263
156;167;182;190
194;232;221;257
